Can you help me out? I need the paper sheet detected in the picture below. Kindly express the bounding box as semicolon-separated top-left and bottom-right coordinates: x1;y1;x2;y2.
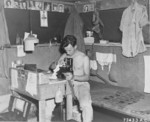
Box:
15;99;25;112
11;69;18;89
38;73;50;84
144;56;150;93
25;72;37;96
40;11;48;27
17;45;26;57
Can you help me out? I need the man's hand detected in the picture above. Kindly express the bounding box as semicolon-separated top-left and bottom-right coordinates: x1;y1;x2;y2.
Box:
64;73;78;101
63;72;74;80
58;59;66;67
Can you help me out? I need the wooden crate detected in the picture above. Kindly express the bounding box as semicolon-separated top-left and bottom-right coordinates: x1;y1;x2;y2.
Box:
10;68;68;100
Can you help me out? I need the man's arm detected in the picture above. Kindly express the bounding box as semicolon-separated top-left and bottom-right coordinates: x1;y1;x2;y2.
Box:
74;56;90;82
49;53;66;71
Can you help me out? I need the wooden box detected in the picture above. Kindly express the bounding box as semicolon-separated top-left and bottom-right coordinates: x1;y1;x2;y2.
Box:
10;68;68;100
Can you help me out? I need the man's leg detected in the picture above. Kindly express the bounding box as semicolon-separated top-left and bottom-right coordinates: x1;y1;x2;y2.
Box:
81;103;93;122
46;99;56;122
77;82;93;122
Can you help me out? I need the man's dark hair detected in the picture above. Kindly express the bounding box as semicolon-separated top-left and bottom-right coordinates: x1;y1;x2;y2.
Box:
62;35;77;48
59;35;77;54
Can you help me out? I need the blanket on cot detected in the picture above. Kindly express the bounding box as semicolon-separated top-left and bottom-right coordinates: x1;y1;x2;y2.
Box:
90;81;150;121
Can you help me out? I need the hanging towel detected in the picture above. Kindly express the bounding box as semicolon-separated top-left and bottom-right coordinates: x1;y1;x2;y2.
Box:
96;52;116;72
84;37;94;44
144;56;150;93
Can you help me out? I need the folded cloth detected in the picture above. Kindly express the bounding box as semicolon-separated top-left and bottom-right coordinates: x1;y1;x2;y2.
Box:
96;52;116;72
84;37;94;44
90;60;97;70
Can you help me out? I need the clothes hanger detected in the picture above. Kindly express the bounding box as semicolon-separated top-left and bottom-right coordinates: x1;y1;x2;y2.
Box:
129;0;139;12
130;0;137;8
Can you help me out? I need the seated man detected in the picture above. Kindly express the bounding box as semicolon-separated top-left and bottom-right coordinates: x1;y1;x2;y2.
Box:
58;35;93;122
46;35;93;122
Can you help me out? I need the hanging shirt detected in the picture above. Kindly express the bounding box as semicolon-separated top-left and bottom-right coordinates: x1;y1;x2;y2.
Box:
120;2;148;57
92;9;104;40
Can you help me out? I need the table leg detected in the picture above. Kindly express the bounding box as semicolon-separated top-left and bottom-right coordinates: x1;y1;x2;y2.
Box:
66;94;73;120
39;100;46;122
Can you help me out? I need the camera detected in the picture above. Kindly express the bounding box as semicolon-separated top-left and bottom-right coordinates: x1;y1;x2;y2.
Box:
57;58;73;79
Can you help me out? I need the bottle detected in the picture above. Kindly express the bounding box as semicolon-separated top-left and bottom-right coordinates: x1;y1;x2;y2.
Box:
16;33;21;45
55;87;63;103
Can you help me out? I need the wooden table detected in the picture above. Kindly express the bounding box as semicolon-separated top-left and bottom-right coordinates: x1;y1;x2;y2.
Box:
10;68;73;122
